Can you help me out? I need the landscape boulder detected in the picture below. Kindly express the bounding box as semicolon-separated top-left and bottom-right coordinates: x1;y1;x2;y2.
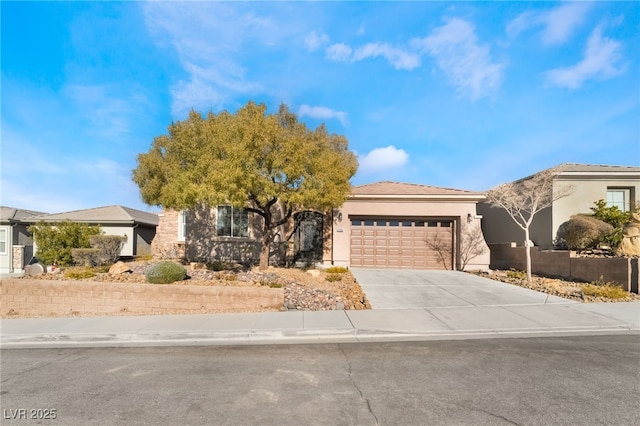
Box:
109;261;132;275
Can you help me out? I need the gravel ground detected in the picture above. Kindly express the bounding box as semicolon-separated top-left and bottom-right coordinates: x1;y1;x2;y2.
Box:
471;269;640;303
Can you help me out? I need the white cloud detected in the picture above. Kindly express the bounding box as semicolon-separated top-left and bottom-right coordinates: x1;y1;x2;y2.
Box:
507;2;593;45
326;43;353;62
298;105;347;126
352;43;421;70
304;30;329;52
545;26;624;89
63;84;149;139
326;42;420;70
358;146;409;174
144;2;289;117
414;19;504;99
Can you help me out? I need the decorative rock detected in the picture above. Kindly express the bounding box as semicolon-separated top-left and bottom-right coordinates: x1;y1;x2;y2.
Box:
306;269;321;278
619;213;640;257
25;263;45;276
109;261;132;275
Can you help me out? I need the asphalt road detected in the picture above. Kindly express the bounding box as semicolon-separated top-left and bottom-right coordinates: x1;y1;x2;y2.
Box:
1;335;639;425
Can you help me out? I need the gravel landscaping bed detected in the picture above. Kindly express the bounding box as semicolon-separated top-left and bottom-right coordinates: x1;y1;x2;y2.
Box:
471;270;640;303
23;261;371;312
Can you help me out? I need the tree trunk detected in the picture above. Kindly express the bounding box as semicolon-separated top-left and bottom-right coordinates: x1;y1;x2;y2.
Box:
524;227;532;282
259;232;270;270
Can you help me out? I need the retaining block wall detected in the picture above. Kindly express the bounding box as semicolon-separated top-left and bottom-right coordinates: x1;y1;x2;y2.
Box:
489;244;638;293
0;279;284;317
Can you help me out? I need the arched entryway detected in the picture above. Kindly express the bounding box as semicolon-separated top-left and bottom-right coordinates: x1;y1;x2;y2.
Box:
293;211;324;265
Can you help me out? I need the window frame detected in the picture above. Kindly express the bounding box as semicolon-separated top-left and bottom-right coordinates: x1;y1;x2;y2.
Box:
216;205;249;238
606;188;630;212
0;228;7;255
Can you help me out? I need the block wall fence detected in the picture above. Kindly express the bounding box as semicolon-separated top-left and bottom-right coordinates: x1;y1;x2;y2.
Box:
0;279;283;317
489;244;638;294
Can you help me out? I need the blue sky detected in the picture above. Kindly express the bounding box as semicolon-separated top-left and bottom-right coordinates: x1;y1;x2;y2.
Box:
2;1;638;214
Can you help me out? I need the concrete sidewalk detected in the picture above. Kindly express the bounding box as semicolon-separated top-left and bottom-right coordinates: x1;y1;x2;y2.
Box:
2;301;639;348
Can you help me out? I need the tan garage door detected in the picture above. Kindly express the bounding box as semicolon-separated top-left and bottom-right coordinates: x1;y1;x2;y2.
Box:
350;219;454;269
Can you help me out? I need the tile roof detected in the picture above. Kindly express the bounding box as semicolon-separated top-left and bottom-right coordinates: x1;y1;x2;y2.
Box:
27;205;159;226
0;207;48;222
351;181;482;196
555;163;640;173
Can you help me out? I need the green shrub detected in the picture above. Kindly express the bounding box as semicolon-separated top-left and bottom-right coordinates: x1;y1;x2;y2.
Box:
64;267;97;280
90;235;127;264
582;283;628;300
29;221;101;266
325;273;342;282
506;269;527;280
590;199;640;249
325;266;348;274
556;215;613;251
145;262;187;284
207;261;238;271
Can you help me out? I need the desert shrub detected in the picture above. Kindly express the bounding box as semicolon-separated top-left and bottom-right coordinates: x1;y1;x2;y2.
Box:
64;267;97;280
71;248;101;266
29;221;101;266
325;266;348;274
506;269;527;280
207;261;238;271
556;215;613;251
260;280;282;288
90;235;127;264
325;273;342;282
590;200;639;249
582;283;628;300
145;261;187;284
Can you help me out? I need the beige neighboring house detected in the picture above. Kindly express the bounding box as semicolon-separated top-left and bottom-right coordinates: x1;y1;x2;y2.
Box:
479;163;640;249
26;205;159;260
0;207;48;274
156;181;491;271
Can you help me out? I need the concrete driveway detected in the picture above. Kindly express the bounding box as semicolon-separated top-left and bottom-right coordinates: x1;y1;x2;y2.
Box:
351;269;575;309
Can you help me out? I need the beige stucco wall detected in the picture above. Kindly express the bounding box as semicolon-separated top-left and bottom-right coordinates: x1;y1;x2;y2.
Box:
328;198;490;270
480;176;639;250
100;225;136;257
552;177;638;246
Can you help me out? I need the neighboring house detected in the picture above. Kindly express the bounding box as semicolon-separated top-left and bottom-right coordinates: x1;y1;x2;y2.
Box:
25;205;159;259
156;181;491;271
0;207;48;274
479;163;640;250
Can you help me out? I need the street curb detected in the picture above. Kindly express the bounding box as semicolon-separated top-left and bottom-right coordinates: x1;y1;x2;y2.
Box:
2;326;638;349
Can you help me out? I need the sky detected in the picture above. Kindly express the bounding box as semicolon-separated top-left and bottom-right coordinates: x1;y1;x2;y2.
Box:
2;1;639;214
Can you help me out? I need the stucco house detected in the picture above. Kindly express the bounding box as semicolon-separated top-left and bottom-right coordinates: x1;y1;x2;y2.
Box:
25;205;159;260
479;163;640;250
0;207;48;274
154;181;491;271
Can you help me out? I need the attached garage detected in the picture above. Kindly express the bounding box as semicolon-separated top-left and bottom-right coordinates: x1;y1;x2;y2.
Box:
329;181;490;271
350;218;454;269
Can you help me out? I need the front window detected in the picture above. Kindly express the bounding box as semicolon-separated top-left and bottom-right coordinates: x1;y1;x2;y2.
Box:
0;228;7;254
606;189;629;211
178;210;187;241
217;206;249;237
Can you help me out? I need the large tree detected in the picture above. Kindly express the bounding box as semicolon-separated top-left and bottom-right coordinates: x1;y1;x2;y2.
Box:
485;168;573;282
133;101;358;269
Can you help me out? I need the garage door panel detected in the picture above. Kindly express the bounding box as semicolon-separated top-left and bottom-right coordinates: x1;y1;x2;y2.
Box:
351;218;453;270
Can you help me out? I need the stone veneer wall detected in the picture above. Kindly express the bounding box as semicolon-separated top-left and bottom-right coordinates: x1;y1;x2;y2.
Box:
1;279;283;317
152;210;185;259
12;246;25;272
